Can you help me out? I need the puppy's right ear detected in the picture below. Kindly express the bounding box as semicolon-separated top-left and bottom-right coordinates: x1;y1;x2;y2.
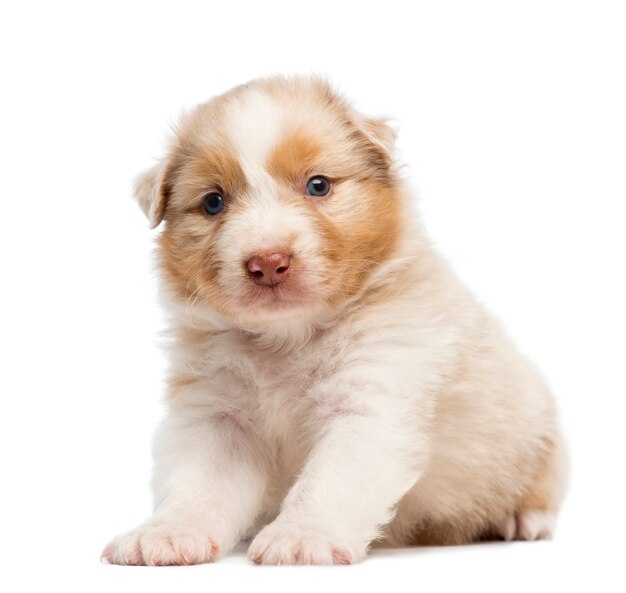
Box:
361;117;397;161
133;160;172;229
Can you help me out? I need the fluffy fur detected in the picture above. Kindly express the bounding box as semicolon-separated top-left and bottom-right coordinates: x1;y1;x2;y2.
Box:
102;76;567;566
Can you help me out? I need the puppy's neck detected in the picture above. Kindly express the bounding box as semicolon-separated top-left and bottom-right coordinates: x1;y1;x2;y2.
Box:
238;318;322;353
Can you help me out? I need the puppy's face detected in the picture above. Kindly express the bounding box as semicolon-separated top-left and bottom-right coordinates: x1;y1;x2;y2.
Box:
136;78;402;326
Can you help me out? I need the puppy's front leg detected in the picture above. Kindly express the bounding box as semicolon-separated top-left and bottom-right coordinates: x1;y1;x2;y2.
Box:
102;403;265;565
248;367;426;565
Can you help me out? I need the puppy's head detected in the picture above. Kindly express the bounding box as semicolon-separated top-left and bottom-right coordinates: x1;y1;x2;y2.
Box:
136;76;404;327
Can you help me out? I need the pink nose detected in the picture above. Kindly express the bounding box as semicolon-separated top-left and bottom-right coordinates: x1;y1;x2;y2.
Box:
246;252;292;286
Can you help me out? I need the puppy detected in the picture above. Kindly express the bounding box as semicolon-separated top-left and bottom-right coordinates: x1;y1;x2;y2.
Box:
102;76;567;565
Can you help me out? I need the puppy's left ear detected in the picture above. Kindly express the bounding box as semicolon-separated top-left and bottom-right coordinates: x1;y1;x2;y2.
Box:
133;160;174;229
361;117;397;160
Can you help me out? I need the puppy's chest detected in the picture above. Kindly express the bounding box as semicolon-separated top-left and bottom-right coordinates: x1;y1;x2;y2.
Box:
251;346;332;422
208;332;343;436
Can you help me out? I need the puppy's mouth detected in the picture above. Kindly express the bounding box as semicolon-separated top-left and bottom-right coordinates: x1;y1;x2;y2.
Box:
240;278;309;309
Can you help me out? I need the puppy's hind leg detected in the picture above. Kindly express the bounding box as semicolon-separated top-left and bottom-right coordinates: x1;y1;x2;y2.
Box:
500;436;568;542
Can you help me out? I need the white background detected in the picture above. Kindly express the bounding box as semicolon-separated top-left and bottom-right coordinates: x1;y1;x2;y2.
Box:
1;1;624;591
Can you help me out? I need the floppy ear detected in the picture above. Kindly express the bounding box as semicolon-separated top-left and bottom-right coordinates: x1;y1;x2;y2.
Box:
133;160;171;229
361;117;397;160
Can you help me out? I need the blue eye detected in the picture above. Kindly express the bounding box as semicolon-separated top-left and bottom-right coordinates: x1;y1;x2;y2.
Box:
306;176;331;197
203;192;224;215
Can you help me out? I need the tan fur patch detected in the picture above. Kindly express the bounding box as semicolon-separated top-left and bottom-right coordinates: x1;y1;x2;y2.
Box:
166;146;247;217
157;220;231;317
267;132;324;185
317;178;402;306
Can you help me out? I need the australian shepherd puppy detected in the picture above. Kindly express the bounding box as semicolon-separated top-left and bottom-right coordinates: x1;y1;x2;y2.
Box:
102;76;567;565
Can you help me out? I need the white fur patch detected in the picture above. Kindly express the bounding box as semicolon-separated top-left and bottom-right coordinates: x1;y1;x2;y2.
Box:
225;89;286;189
222;89;305;255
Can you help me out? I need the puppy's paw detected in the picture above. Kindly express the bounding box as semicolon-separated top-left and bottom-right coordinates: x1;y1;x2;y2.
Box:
516;510;556;541
497;510;556;542
248;519;362;565
101;522;220;566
